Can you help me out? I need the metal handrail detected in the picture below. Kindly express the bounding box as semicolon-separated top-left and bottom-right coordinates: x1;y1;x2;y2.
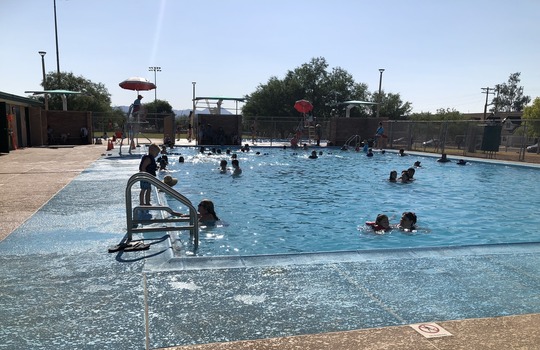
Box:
344;134;361;147
125;172;199;250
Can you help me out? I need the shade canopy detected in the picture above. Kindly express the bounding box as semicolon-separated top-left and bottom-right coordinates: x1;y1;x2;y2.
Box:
294;99;313;114
25;89;82;95
119;77;156;91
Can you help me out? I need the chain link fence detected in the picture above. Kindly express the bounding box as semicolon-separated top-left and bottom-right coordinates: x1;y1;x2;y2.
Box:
383;119;539;162
91;111;174;140
92;112;540;162
245;116;540;162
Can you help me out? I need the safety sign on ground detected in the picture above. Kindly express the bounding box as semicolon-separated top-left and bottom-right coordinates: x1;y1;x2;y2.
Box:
410;323;453;338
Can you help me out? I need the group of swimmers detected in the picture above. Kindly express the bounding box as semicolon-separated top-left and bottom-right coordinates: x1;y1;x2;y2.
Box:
219;158;242;176
366;212;417;232
389;161;419;183
368;151;469;233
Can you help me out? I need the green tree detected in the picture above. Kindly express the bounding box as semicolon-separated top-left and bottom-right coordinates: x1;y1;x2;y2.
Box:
144;99;173;114
491;72;531;112
143;99;174;131
40;71;112;112
242;57;413;137
242;77;290;117
372;91;412;120
243;57;378;119
410;108;464;121
522;97;540;138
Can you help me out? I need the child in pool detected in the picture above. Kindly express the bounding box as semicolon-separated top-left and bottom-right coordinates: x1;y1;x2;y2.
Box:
366;214;391;231
139;143;160;205
198;199;220;224
231;159;242;175
389;170;398;182
399;211;417;231
219;160;228;174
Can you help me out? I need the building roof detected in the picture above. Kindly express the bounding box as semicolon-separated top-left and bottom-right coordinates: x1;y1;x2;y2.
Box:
0;91;43;107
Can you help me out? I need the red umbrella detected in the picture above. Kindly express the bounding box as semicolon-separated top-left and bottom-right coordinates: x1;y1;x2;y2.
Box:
119;77;156;92
294;99;313;114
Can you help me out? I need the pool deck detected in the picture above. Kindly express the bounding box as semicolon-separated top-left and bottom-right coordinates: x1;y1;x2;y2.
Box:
1;141;540;349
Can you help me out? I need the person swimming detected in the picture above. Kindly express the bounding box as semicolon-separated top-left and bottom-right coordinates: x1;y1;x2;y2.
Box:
231;159;242;175
366;214;391;232
399;211;417;231
407;167;416;180
389;170;398;182
399;170;410;183
219;159;228;173
197;199;220;224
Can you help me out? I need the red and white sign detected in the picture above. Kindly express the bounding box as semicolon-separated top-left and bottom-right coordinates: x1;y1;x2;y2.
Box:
410;323;453;338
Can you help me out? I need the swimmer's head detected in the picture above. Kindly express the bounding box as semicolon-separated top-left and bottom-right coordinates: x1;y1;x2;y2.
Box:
375;214;390;229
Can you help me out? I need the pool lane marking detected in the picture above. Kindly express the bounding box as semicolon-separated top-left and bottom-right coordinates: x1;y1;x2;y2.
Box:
330;264;407;324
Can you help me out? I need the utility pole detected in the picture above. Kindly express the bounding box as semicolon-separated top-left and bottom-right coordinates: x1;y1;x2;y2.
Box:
481;87;495;121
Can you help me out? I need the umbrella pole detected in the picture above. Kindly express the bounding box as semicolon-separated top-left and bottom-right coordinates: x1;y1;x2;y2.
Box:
136;90;140;147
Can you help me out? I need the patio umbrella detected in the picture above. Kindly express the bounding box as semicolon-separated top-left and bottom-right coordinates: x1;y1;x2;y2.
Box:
118;77;155;156
294;99;313;114
119;77;156;92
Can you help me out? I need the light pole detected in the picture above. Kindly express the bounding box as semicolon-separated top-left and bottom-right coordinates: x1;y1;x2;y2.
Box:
148;66;161;103
376;68;385;118
53;0;61;84
192;81;196;144
38;51;48;110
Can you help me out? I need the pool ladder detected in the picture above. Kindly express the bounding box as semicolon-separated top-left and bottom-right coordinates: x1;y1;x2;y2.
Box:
344;135;362;148
125;173;199;250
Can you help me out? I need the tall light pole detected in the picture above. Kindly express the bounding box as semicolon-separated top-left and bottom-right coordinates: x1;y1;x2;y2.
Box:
376;68;385;119
53;0;61;84
148;66;161;103
38;51;48;110
192;81;196;143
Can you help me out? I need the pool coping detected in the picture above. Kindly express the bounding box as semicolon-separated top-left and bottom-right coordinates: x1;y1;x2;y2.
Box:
144;232;540;271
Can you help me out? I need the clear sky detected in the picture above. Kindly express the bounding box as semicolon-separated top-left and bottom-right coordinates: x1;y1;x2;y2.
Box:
2;0;539;114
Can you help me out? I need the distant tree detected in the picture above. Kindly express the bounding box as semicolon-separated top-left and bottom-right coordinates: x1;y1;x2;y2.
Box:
522;97;540;138
242;77;290;117
242;57;412;137
491;72;531;112
143;99;174;131
371;92;413;120
39;71;112;112
410;108;464;121
144;99;173;114
243;57;391;119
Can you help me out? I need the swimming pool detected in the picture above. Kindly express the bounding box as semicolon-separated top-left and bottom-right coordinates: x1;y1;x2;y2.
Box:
155;146;540;257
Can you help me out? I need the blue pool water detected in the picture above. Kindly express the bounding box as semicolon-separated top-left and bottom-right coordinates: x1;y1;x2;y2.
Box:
155;147;540;257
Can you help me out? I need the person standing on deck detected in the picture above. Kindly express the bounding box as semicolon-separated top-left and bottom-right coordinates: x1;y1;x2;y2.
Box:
374;122;384;147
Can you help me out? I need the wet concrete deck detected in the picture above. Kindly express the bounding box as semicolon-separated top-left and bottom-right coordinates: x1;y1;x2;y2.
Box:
0;142;539;350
